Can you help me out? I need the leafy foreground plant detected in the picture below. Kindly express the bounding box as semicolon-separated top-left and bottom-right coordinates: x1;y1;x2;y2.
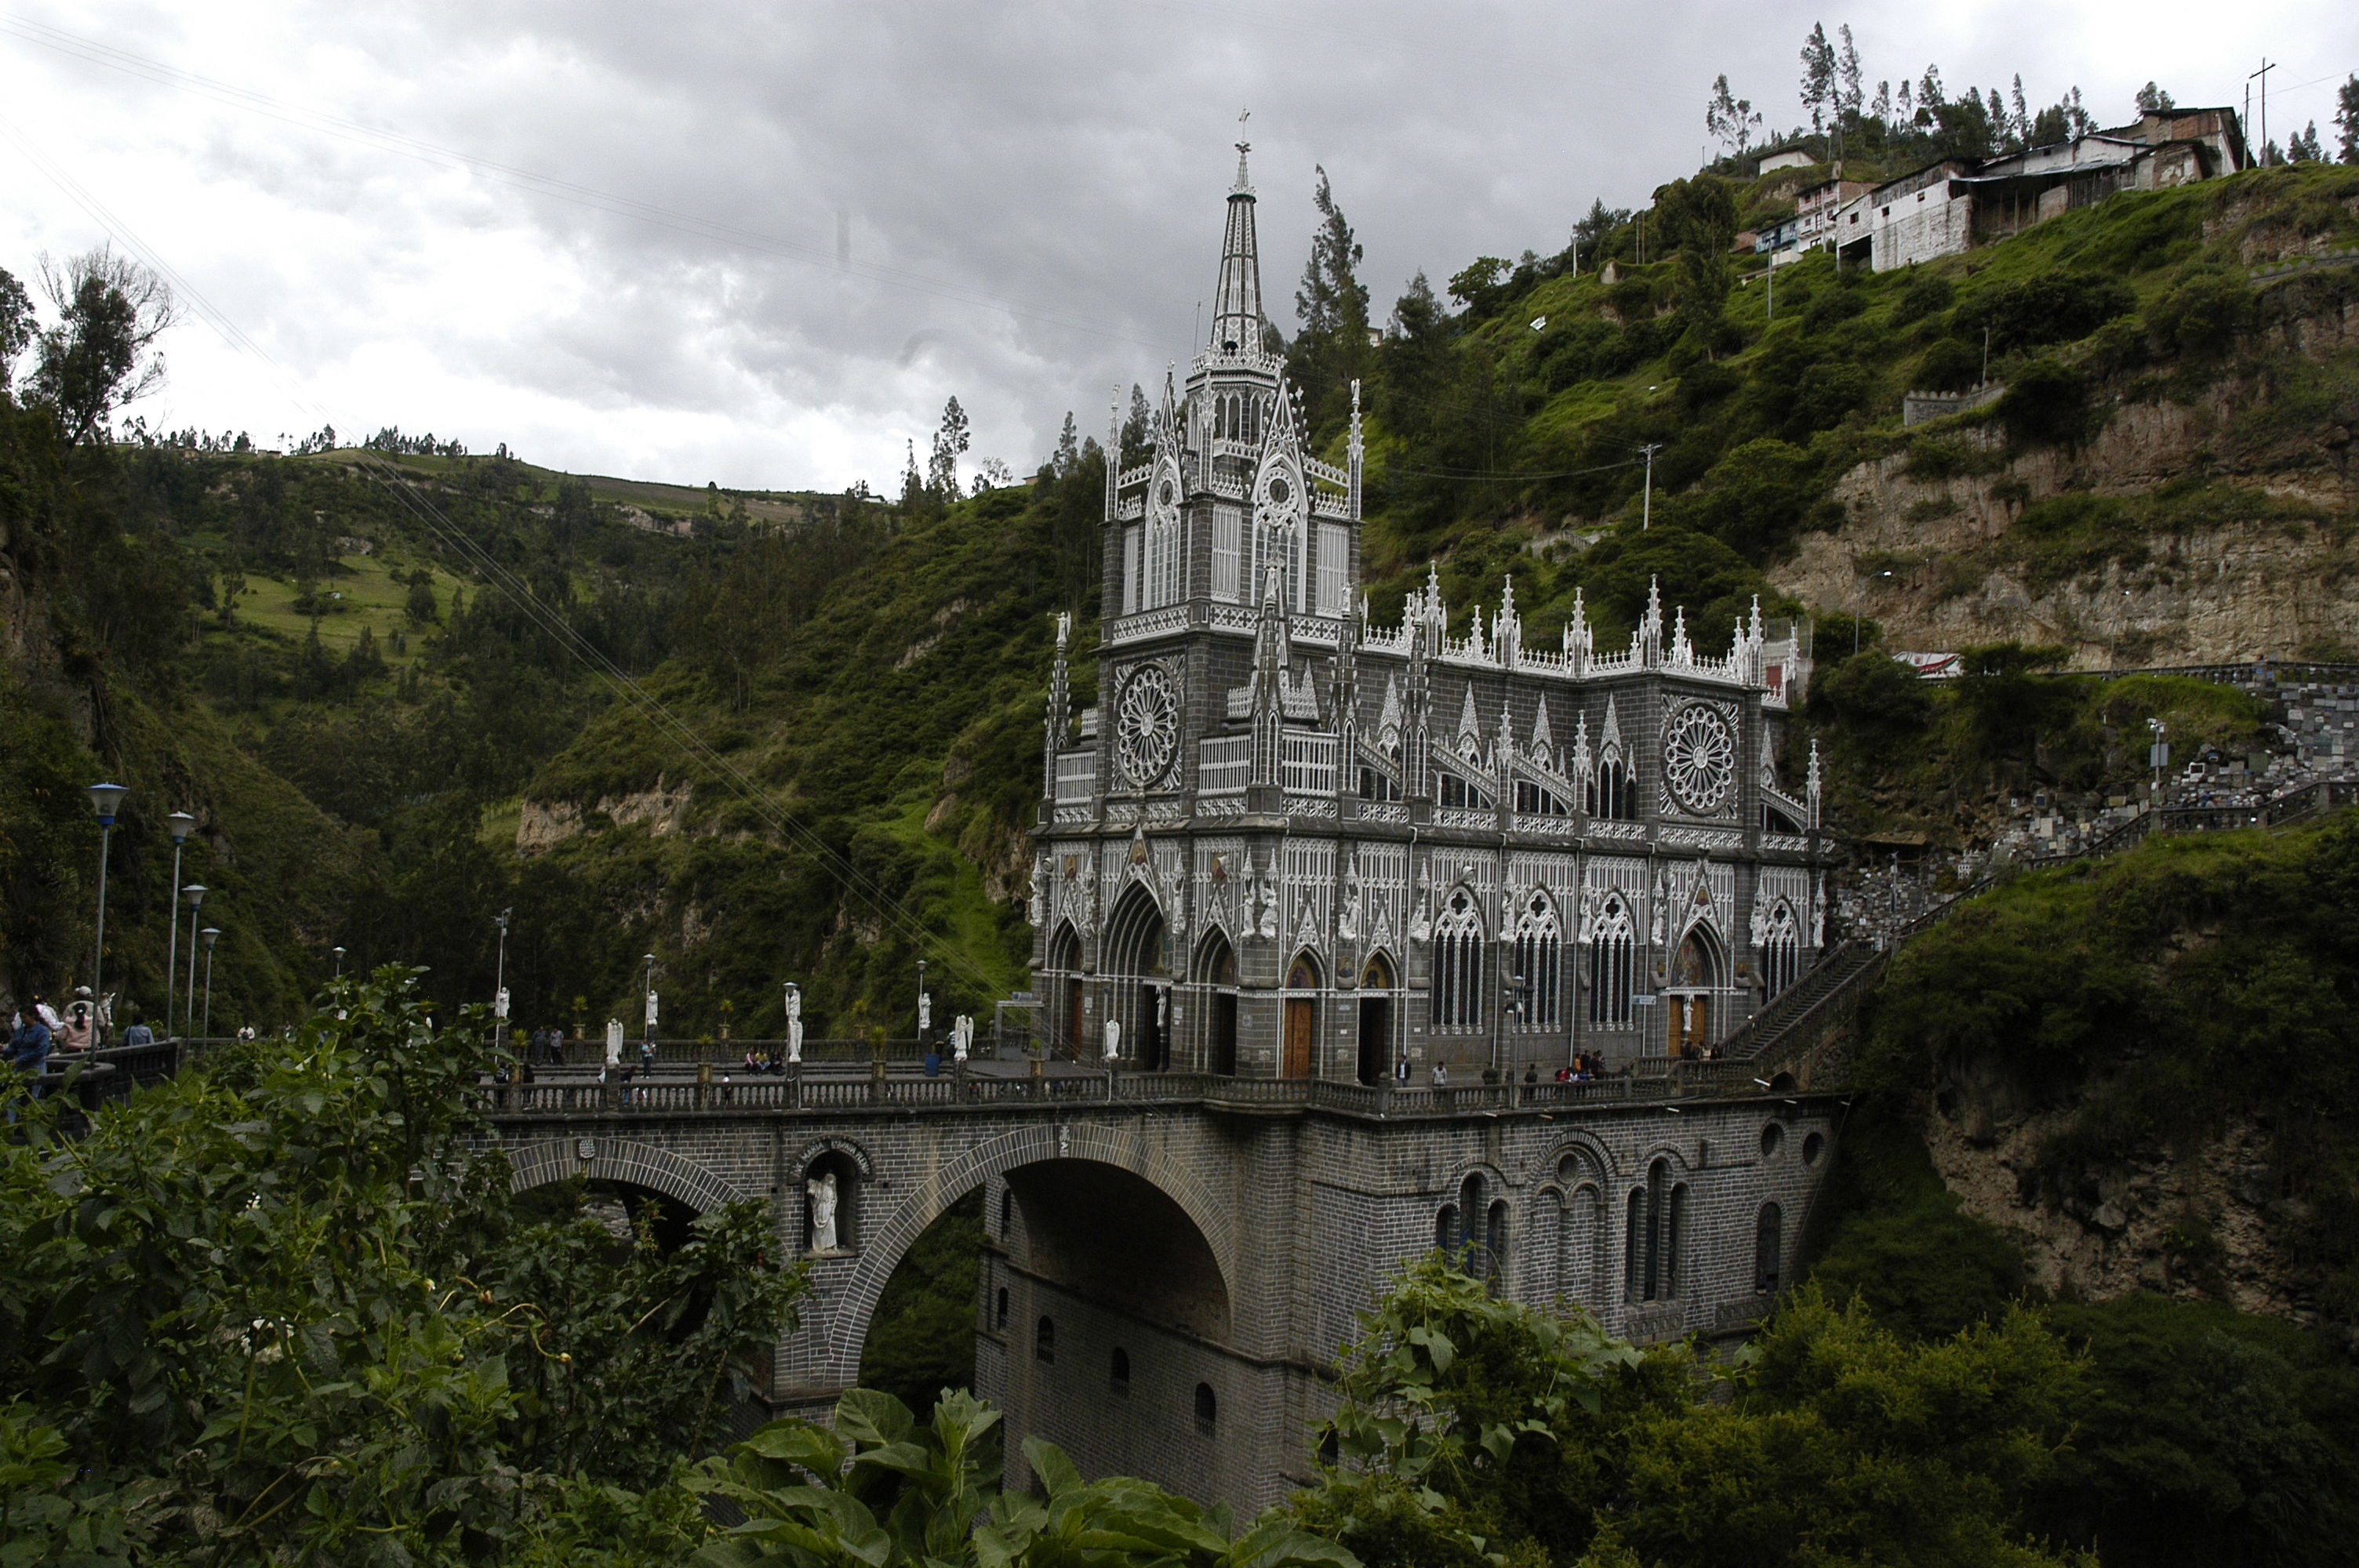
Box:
0;968;800;1566
1292;1254;2092;1568
691;1386;1356;1568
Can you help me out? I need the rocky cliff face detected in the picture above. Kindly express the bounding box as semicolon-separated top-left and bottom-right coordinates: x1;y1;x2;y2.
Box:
1773;291;2359;666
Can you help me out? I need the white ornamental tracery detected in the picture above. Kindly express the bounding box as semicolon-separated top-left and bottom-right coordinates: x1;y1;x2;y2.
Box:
1660;701;1737;816
1114;662;1180;787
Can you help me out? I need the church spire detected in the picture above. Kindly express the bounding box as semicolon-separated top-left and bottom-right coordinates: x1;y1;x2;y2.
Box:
1211;114;1264;355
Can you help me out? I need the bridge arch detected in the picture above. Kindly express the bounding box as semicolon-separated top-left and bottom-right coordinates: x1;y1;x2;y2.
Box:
818;1121;1237;1390
504;1136;747;1216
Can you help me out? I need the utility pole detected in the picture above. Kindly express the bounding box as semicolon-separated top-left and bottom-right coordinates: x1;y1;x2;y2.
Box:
1639;443;1662;529
2251;59;2275;162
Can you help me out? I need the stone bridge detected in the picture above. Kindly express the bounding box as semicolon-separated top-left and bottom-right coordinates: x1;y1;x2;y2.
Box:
485;1066;1844;1512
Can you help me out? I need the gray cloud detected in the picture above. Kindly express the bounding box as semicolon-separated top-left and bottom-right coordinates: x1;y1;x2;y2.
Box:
4;0;2350;488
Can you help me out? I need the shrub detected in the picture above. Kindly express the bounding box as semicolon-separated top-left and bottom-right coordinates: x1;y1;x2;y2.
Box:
1999;358;2095;446
1891;270;1956;326
2146;268;2255;360
1957;270;2139;352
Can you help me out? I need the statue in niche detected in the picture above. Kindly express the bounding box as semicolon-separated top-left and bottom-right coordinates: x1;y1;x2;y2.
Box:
1338;866;1363;940
1103;1018;1123;1061
807;1171;840;1251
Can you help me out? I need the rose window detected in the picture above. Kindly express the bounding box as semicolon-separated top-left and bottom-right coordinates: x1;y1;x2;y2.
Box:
1661;704;1736;815
1115;664;1180;787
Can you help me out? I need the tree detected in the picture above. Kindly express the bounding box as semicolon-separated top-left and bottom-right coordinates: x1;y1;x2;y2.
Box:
26;244;182;445
1835;25;1864;118
2338;74;2359;164
928;396;970;501
1051;411;1079;476
2288;121;2324;162
2135;81;2175;114
1118;383;1152;468
1706;74;1764;155
0;266;33;394
1291;165;1372;424
1798;23;1837;132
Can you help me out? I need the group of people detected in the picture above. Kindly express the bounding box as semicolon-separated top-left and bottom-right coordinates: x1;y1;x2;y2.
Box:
739;1049;793;1074
6;989;153;1072
1398;1051;1613;1091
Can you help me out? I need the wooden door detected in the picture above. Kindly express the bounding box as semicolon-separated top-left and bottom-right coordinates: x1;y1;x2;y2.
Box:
1283;997;1314;1080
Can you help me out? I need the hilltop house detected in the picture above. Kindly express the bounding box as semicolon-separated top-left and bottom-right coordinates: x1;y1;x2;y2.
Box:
1829;106;2248;270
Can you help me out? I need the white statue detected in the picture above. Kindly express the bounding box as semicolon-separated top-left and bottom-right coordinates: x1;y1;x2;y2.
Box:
951;1014;973;1061
785;985;803;1063
1103;1018;1122;1062
604;1019;624;1067
806;1171;839;1251
644;989;659;1032
918;991;932;1034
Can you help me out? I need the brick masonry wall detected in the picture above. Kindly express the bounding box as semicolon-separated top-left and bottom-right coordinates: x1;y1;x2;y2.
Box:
491;1089;1839;1509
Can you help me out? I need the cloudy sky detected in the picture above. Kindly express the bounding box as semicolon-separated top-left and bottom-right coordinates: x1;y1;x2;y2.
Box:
3;2;2352;492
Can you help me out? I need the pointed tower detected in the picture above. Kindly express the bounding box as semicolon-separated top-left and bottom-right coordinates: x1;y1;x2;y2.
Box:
1211;133;1264;357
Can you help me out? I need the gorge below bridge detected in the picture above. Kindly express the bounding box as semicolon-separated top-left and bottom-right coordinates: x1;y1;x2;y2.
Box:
484;1062;1845;1512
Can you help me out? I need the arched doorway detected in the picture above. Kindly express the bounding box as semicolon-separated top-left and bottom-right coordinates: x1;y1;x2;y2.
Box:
1196;931;1239;1076
1282;953;1321;1079
1356;953;1395;1085
1048;922;1083;1058
1103;886;1172;1067
1666;924;1721;1058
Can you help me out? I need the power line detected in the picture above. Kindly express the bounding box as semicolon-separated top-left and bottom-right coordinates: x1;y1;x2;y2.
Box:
0;111;1012;1004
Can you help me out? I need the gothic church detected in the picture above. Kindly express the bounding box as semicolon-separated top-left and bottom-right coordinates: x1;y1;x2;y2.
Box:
1031;141;1825;1080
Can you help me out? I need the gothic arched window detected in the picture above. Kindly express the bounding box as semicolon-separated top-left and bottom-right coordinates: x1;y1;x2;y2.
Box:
1755;1202;1784;1294
1430;888;1485;1032
1587;895;1634;1025
1761;901;1801;1000
1591;752;1634;819
1511;891;1563;1029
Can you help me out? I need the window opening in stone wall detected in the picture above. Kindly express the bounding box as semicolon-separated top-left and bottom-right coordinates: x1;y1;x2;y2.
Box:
999;1189;1014;1237
1110;1346;1131;1392
1431;889;1485;1031
1435;1203;1459;1252
1458;1174;1486;1272
1194;1382;1217;1433
1513;891;1563;1029
1587;895;1634;1025
1485;1200;1508;1290
1755;1202;1783;1294
1664;1183;1686;1298
1761;901;1801;1000
1760;1121;1783;1160
1121;524;1142;616
1624;1189;1647;1304
1035;1316;1056;1363
1590;754;1634;819
995;1287;1009;1330
1802;1131;1825;1167
1212;505;1242;601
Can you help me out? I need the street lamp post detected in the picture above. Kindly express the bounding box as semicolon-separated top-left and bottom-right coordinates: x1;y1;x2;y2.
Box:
85;783;129;1036
164;811;198;1036
332;946;345;978
181;884;207;1036
493;908;512;1046
200;927;221;1036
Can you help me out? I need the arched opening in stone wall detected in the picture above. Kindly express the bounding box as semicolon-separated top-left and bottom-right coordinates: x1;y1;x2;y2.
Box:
1356;952;1396;1086
1104;885;1172;1069
1196;931;1239;1076
1048;922;1084;1057
856;1188;984;1418
1002;1160;1231;1340
512;1175;700;1254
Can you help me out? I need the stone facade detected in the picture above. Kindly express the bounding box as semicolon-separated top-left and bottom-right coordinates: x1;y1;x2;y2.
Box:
489;1080;1841;1515
1034;143;1826;1085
